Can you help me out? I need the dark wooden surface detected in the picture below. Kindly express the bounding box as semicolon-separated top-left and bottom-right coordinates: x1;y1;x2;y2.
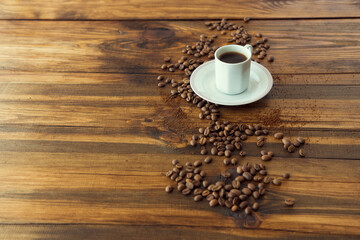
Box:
0;1;359;239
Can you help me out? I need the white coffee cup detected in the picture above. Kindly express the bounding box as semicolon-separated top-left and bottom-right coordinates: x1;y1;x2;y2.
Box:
214;44;253;95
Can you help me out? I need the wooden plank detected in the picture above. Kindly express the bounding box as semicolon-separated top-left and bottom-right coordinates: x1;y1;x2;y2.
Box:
0;0;359;20
0;20;359;74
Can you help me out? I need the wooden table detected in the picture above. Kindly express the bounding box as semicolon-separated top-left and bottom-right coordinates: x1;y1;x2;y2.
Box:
0;1;359;239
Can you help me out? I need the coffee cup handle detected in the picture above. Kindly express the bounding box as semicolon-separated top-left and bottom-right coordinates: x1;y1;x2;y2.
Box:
244;44;253;54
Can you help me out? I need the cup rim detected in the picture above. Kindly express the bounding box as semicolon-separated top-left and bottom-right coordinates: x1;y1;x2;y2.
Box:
215;44;252;65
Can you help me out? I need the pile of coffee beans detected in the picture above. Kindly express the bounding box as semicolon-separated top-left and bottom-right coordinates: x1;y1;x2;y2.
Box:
165;158;293;215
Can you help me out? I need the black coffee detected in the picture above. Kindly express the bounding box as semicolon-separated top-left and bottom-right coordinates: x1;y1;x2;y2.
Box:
219;52;247;63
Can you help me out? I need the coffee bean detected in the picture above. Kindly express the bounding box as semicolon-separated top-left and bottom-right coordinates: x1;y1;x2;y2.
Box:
257;136;265;141
283;173;290;179
245;129;254;136
199;137;207;145
255;33;262;38
165;185;173;193
261;154;272;161
224;150;232;157
245;206;252;215
200;148;208;155
287;144;296;153
272;178;282;186
260;150;267;156
243;172;253;181
194;160;202;167
166;170;173;177
239;151;247;157
182;188;191;195
223;158;230;166
252;202;259;211
244;17;250;23
252;191;260;199
157;82;165;88
263;176;272;184
282;137;291;145
297;137;305;144
157;75;164;81
299;149;306;157
211;147;218;155
259;170;267;176
226;144;235;151
247;183;256;191
257;140;264;147
263;129;269;135
255;130;263;136
267;56;274;62
240;134;248;140
190;139;197;146
231;205;239;212
171;159;179;166
194;195;203;202
274;132;284;139
232;180;241;189
284;199;295;206
206;194;215;201
204;156;212;164
161;64;167;70
239;201;248;209
231;157;238;165
186;172;193;179
164;57;171;62
268;151;274;157
241;188;252;196
293;141;301;147
209;199;218;207
177;183;186;191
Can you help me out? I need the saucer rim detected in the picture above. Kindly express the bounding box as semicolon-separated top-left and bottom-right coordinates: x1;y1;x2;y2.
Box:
190;60;273;106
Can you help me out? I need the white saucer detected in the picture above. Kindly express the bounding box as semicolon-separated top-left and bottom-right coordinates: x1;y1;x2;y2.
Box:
190;60;273;106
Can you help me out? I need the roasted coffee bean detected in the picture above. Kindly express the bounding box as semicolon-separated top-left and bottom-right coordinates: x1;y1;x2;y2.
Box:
239;151;247;157
224;150;232;157
274;132;284;139
185;162;192;167
260;150;267;156
223;158;230;166
250;167;256;176
218;151;224;156
287;144;296;153
182;188;191;195
240;134;248;140
232;180;241;189
226;144;235;151
261;154;272;161
244;17;251;23
164;57;171;62
194;160;202;167
202;189;210;197
245;129;254;136
257;136;265;141
200;148;208;155
161;64;167;70
218;197;225;206
179;170;186;177
231;205;239;212
204;156;212;164
206;194;215;201
177;183;186;192
224;200;232;208
194;195;203;201
194;174;202;181
293;141;301;147
242;188;252;196
272;178;282;186
263;129;269;135
245;206;252;215
202;181;209;190
263;176;272;184
170;173;178;181
259;188;266;196
255;33;262;38
209;199;218;207
200;170;206;178
211;147;218;155
252;191;260;199
166;170;173;177
252;202;259;211
283;173;290;179
299;149;306;157
282;137;291;145
285;199;295;206
198;136;207;145
190;139;197;146
165;185;173;193
297;137;305;144
258;182;265;189
186;172;194;179
267;56;274;62
248;183;256;191
186;181;194;190
253;175;263;182
259;170;267;176
194;168;201;174
255;130;263;136
243;172;253;181
221;171;231;178
157;82;165;88
234;142;242;150
231;157;238;165
256;140;264;147
268;151;274;157
239;201;248;209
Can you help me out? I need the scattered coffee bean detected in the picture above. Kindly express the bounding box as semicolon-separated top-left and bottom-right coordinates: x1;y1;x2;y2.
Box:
252;202;259;211
261;154;272;161
297;137;305;144
299;149;306;157
272;178;282;186
274;132;284;139
200;148;208;155
239;151;247;157
165;185;173;193
284;199;295;206
287;144;296;153
283;173;290;179
223;158;230;165
164;57;171;62
244;17;250;23
245;206;252;215
267;56;274;62
204;156;212;164
194;195;203;202
158;82;165;88
230;157;238;165
190;139;197;147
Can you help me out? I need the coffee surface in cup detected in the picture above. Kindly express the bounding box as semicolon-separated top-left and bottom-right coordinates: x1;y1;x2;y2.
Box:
219;52;247;63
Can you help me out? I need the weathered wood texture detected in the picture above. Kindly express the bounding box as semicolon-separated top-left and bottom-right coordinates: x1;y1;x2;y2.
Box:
0;10;359;240
0;0;360;19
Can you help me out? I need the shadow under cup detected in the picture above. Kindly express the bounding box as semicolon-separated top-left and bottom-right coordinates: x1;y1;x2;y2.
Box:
215;44;253;95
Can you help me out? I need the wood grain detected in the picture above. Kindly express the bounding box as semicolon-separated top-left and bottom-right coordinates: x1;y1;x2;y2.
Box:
0;20;359;74
0;0;360;20
0;8;359;240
